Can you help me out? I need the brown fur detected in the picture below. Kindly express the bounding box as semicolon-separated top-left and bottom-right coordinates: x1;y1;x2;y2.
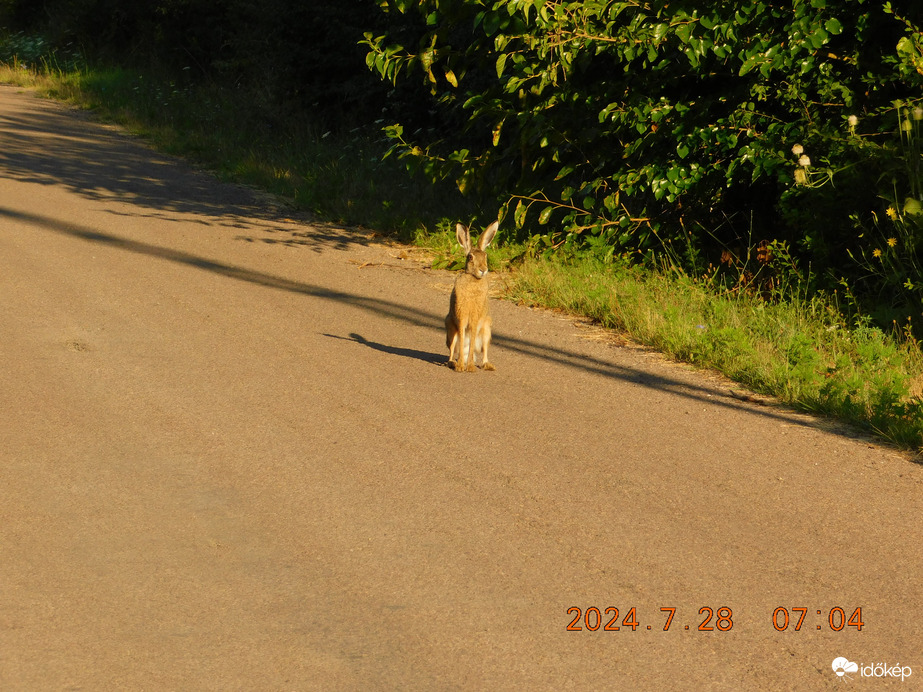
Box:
445;221;498;372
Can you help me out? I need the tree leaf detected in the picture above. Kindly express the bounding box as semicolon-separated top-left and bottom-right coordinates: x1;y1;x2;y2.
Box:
496;53;508;78
514;199;528;228
492;119;505;146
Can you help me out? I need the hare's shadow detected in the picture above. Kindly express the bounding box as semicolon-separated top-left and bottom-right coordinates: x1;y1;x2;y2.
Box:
324;333;446;366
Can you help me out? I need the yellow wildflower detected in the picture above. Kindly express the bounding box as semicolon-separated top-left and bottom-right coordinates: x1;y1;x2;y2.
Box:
887;237;898;247
873;248;882;258
886;206;898;220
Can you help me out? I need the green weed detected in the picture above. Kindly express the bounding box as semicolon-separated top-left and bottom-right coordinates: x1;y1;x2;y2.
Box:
509;254;923;449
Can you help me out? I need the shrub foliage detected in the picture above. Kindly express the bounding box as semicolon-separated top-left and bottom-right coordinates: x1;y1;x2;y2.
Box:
365;2;923;294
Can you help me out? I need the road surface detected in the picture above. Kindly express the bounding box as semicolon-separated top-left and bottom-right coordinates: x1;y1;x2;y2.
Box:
1;86;921;690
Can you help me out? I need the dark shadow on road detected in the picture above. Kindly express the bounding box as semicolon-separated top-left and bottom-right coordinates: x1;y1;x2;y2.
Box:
233;223;374;253
324;333;446;366
2;204;865;439
0;99;257;218
0;93;367;253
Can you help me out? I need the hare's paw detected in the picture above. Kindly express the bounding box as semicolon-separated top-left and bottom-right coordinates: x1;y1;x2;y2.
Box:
464;363;476;373
482;362;496;371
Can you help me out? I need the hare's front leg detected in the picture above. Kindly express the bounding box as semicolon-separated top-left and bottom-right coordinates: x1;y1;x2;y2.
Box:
480;321;495;371
464;336;477;372
461;323;477;372
449;320;474;372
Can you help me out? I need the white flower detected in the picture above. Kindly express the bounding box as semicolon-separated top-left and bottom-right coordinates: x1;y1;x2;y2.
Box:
914;107;923;121
798;155;811;167
791;143;804;156
848;115;858;127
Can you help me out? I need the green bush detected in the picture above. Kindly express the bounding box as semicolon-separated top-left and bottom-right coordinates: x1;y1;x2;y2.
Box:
365;2;923;292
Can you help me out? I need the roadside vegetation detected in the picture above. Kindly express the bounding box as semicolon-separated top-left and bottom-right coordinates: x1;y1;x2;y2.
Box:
2;0;923;450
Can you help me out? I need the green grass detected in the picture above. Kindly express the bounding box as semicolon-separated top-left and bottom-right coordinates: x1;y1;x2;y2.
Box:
4;55;923;451
508;254;923;448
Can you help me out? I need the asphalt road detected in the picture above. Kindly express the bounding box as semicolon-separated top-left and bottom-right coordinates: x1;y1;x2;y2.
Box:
1;86;921;690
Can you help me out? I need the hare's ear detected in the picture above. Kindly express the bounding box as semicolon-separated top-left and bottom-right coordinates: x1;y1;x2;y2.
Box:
456;223;472;254
478;220;499;250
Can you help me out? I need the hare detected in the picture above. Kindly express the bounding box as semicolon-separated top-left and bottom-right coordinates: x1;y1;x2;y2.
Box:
445;221;499;372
